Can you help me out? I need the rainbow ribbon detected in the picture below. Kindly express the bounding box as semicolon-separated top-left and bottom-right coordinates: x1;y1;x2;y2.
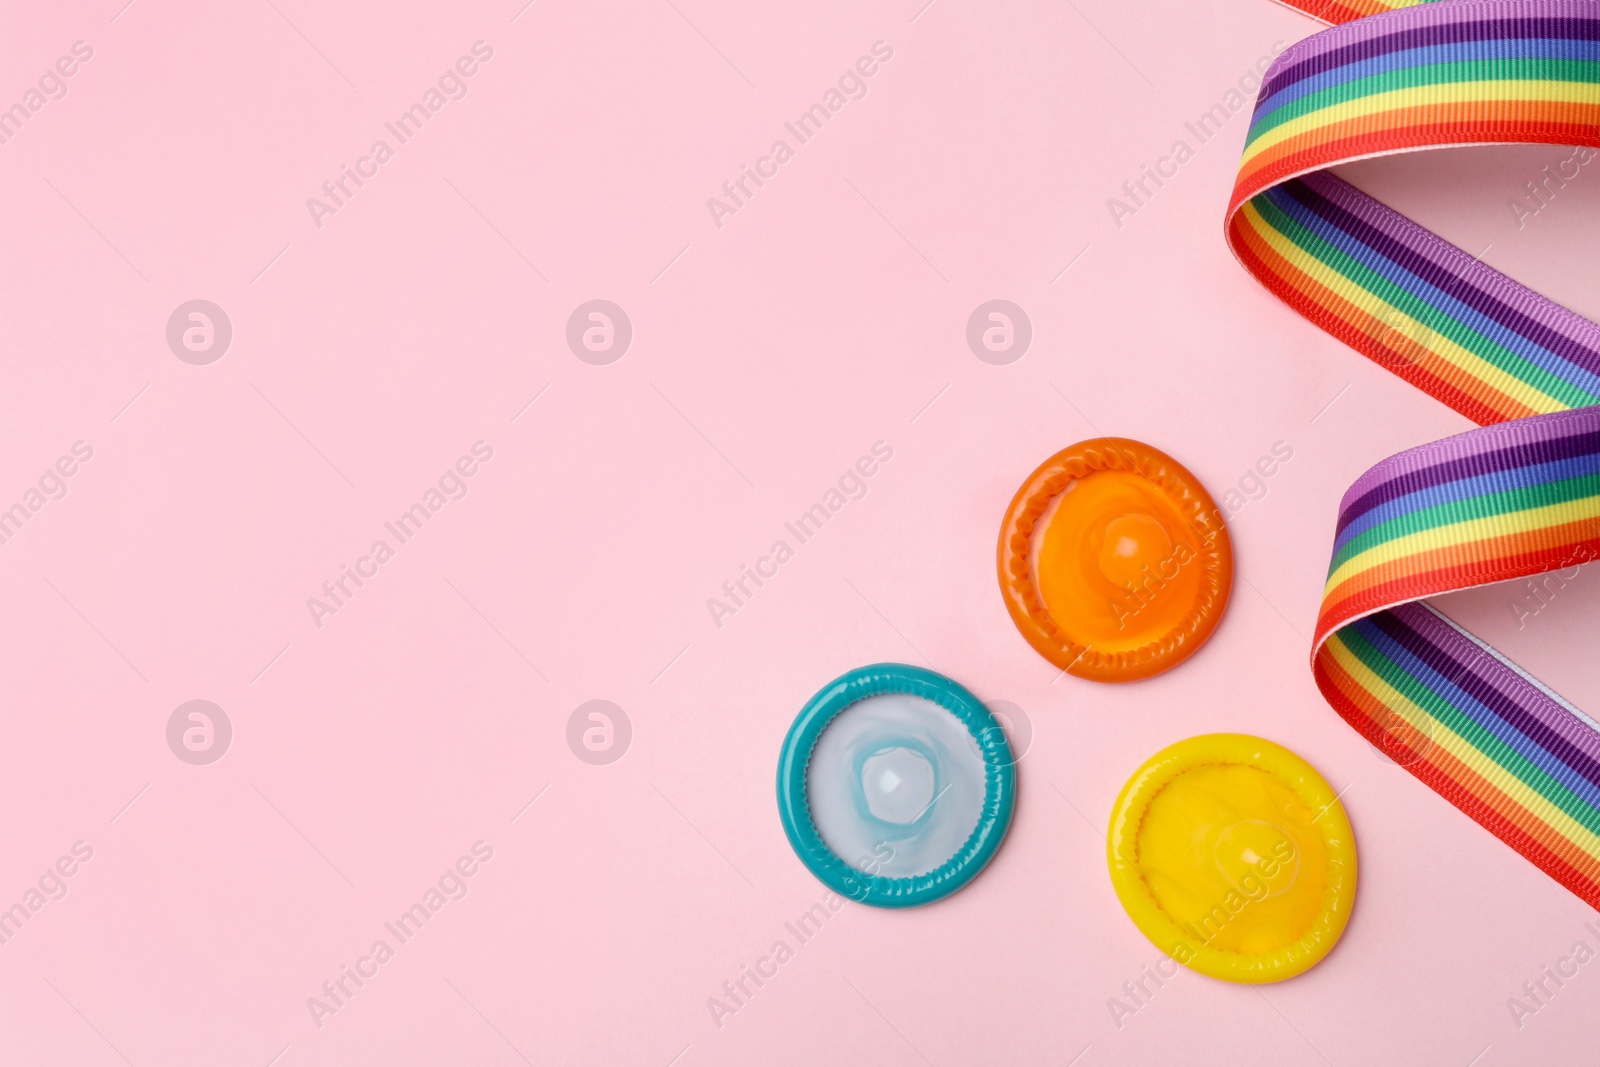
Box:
1228;0;1600;905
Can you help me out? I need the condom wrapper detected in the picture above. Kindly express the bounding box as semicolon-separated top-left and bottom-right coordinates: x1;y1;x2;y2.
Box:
1107;734;1356;983
998;438;1232;682
777;664;1016;907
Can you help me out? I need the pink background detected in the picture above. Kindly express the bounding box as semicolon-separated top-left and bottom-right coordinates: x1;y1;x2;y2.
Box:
4;0;1600;1064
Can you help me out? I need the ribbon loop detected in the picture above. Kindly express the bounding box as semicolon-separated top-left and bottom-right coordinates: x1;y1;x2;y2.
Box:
1229;0;1600;904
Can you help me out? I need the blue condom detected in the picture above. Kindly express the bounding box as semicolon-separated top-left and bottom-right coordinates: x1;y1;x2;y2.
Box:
777;664;1017;908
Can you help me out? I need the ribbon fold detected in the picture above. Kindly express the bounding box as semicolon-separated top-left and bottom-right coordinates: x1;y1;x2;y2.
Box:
1229;0;1600;904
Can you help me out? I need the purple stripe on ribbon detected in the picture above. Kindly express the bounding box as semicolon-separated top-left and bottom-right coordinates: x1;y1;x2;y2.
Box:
1334;416;1600;539
1260;6;1600;101
1376;604;1600;792
1289;174;1600;382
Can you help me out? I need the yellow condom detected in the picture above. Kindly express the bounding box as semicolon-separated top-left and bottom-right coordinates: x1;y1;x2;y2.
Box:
1107;734;1356;983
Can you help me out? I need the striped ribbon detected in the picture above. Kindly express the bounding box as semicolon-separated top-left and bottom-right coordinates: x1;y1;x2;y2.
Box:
1227;0;1600;905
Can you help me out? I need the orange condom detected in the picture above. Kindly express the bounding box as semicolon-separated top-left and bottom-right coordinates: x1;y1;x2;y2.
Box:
997;438;1232;682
